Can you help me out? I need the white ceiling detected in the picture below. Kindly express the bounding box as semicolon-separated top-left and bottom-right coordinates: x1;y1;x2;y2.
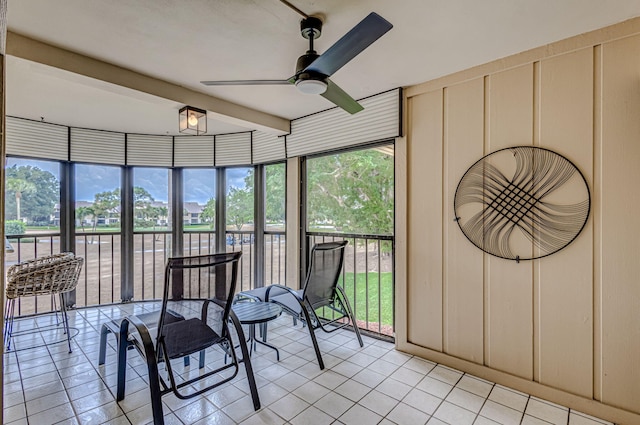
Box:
6;0;640;135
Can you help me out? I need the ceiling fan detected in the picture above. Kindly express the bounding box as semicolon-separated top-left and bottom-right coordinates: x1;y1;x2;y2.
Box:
200;7;393;114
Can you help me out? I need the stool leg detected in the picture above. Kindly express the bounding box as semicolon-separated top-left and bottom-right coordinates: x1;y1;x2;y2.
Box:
4;299;15;351
59;293;73;353
98;324;111;365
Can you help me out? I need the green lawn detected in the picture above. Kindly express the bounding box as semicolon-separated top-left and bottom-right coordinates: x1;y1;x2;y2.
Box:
340;272;393;326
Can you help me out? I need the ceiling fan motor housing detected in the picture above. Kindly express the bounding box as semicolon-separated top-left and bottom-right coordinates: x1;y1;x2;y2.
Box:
300;16;322;39
296;52;321;75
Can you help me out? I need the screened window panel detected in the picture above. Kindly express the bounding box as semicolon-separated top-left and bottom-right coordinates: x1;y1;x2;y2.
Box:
127;134;173;167
70;128;125;165
215;132;252;166
252;131;286;164
6;117;68;160
286;88;401;157
174;136;215;167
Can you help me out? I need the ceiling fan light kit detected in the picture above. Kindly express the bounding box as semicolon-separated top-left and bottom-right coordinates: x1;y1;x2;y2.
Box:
201;8;392;114
295;78;327;95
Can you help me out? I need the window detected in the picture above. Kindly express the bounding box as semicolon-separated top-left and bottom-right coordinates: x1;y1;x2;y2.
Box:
306;145;394;235
4;158;61;315
183;168;216;256
264;163;286;285
183;168;216;231
133;167;169;232
305;144;395;336
133;167;170;301
75;163;122;306
5;158;60;231
226;167;254;290
75;164;121;231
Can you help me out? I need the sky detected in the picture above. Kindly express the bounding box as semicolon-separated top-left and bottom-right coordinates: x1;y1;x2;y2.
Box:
7;158;249;204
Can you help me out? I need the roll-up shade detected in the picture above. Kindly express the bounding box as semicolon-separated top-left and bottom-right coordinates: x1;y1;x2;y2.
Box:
127;134;173;167
71;128;125;165
252;131;286;164
215;132;252;166
6;117;69;160
174;136;215;167
286;88;401;157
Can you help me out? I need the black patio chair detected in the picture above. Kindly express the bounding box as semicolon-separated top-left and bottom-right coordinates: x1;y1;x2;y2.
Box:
245;241;363;370
121;252;260;424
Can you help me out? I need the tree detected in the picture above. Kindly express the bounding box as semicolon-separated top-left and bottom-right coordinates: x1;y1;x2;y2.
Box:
5;165;59;224
200;198;216;228
92;189;120;230
6;178;36;221
133;186;157;229
306;148;394;235
76;205;94;230
265;163;286;224
226;186;253;230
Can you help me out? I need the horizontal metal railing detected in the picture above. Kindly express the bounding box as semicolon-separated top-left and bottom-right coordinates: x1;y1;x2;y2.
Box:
5;229;390;339
5;229;286;316
307;231;394;338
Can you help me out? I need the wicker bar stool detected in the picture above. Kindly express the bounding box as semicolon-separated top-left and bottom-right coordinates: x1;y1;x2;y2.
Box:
4;252;84;352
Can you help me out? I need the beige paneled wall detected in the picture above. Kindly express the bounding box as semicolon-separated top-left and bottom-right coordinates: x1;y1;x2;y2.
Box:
443;79;485;364
485;64;534;380
537;47;594;397
400;18;640;425
600;33;640;413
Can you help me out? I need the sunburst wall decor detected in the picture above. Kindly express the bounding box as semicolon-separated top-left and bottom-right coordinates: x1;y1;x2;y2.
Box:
454;146;590;262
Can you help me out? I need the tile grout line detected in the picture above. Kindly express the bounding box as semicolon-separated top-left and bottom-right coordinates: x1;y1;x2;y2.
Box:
518;394;532;425
472;380;496;425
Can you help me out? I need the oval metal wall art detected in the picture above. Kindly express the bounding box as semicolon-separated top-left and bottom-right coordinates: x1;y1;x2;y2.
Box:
454;146;590;261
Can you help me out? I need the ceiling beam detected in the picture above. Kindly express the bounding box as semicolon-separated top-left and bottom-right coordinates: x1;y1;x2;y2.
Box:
6;31;290;135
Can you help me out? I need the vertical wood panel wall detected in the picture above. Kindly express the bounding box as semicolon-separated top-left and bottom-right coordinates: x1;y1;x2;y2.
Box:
400;18;640;425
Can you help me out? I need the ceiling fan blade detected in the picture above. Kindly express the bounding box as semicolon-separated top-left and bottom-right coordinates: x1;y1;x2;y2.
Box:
305;12;392;77
321;79;364;114
201;80;291;86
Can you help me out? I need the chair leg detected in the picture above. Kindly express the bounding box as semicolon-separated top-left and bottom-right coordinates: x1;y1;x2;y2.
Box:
337;286;364;347
199;350;205;369
59;293;73;353
301;307;325;370
344;301;363;347
145;348;164;425
229;312;261;411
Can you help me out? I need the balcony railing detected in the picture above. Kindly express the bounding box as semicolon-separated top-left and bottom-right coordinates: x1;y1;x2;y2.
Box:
5;229;392;339
4;230;285;308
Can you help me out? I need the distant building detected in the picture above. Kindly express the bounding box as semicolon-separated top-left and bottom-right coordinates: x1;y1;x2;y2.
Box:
183;202;204;225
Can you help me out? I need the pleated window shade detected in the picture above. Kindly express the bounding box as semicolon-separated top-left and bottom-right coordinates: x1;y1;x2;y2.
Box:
286;88;401;158
127;134;173;167
6;117;69;161
71;128;125;165
174;136;215;167
215;132;252;166
252;131;286;164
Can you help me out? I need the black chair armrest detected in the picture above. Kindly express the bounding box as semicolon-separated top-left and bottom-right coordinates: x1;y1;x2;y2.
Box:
122;315;156;359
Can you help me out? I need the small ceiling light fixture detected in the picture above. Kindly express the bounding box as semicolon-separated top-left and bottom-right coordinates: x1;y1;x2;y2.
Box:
179;106;207;135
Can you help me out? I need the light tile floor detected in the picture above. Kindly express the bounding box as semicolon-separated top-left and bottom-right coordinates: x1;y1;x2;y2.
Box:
3;303;616;425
